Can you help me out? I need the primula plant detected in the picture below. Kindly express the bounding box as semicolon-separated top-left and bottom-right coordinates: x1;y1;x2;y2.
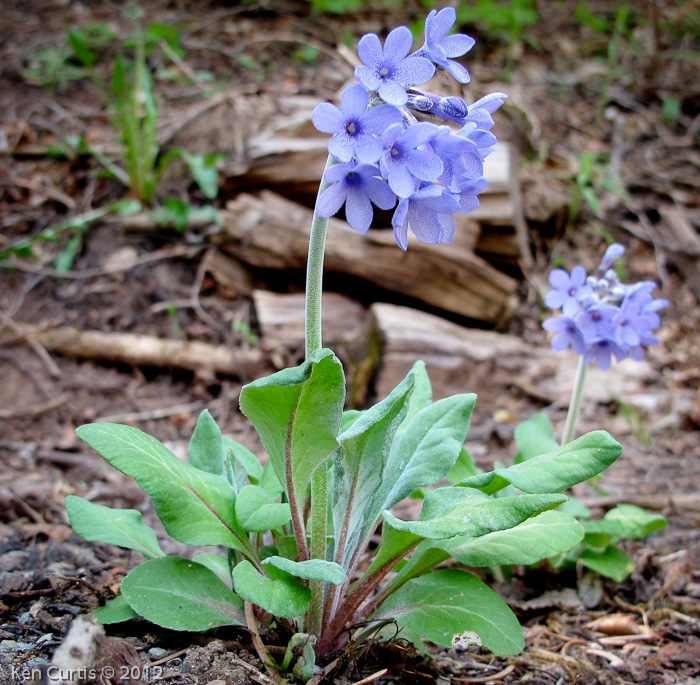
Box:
66;10;623;681
542;242;667;443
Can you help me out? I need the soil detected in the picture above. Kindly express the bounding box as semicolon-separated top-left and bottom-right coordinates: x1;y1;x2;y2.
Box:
1;1;699;684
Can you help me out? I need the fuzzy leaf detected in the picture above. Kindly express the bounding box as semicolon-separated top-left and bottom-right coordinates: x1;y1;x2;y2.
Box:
332;366;416;567
121;557;245;631
442;510;584;566
235;485;291;532
91;595;138;624
375;570;524;655
513;413;559;464
460;431;622;494
65;495;164;559
232;560;310;618
76;424;251;553
383;486;567;540
579;545;635;582
262;556;347;585
188;409;225;476
239;348;345;514
372;393;476;520
193;553;232;587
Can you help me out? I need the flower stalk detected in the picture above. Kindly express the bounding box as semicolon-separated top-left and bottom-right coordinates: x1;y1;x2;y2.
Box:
562;354;587;444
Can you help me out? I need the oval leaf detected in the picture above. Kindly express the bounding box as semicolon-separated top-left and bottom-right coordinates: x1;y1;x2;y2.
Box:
375;569;524;655
442;510;585;566
121;557;244;631
383;486;567;540
76;423;251;553
460;431;622;494
239;348;345;517
235;485;291;532
66;495;164;559
232;560;310;618
262;556;347;585
91;595;138;625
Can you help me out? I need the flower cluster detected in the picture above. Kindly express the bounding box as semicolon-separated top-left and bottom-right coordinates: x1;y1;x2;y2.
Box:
543;244;667;370
312;9;507;250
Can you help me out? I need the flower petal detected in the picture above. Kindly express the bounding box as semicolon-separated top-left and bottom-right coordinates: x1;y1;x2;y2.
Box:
312;103;345;134
357;33;383;68
345;186;374;234
340;84;369;118
383;26;414;64
441;33;475;58
316;182;347;218
395;55;435;86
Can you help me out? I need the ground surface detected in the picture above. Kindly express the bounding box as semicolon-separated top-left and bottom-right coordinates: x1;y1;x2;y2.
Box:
1;1;699;684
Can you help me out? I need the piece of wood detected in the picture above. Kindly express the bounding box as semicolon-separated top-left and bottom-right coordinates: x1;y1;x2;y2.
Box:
28;326;269;378
369;302;663;422
214;191;517;325
252;290;367;351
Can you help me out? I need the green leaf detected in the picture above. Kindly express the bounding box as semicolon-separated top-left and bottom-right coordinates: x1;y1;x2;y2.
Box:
398;360;432;431
383;486;567;540
235;485;291;532
121;557;245;631
598;504;667;540
460;431;622;495
375;570;524;655
180;150;221;199
262;556;347;585
232;560;310;618
579;545;634;582
91;595;138;624
193;553;231;587
332;366;416;567
372;393;476;519
239;348;345;520
65;495;164;559
513;413;559;464
442;510;585;566
76;423;251;553
223;437;263;483
188;409;225;476
446;447;480;484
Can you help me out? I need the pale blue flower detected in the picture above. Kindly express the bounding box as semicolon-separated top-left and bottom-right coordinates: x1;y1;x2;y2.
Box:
316;162;396;234
415;7;475;83
355;26;435;106
542;317;586;355
379;122;442;198
312;84;403;163
545;266;593;318
392;184;460;251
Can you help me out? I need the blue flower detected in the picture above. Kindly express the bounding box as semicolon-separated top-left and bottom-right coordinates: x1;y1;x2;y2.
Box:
542;316;586;355
545;266;593;318
316;162;396;234
379;122;443;198
583;338;626;371
355;26;435;106
392;184;460;251
415;7;475;83
312;84;403;164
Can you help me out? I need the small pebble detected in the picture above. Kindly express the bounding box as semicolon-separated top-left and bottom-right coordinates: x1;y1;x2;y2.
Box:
18;612;33;625
35;633;53;646
0;640;34;653
148;647;170;659
26;658;50;669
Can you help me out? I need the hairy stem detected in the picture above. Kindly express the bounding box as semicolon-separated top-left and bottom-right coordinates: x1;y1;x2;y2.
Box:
562;355;587;444
316;538;421;656
304;154;336;638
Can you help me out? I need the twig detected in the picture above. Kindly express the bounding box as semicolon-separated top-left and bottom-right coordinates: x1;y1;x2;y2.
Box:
0;392;72;420
306;657;340;685
0;245;205;280
350;669;388;685
0;309;61;378
452;665;515;683
244;602;284;685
